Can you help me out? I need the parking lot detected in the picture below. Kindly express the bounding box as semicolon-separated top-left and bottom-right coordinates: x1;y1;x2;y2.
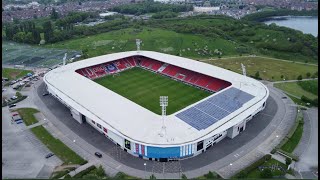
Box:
2;100;62;179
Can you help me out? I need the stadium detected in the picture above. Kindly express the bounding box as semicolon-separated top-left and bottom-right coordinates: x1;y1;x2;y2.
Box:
44;50;269;162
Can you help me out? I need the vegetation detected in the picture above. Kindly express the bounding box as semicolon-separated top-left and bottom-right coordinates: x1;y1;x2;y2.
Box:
243;9;318;22
31;125;86;165
274;80;318;107
16;108;39;126
233;155;289;178
286;157;292;165
297;80;318;95
3;15;318;63
197;171;221;179
72;165;107;178
50;167;76;179
152;11;178;19
111;1;193;15
114;172;140;179
94;67;211;115
280;114;304;153
208;57;318;81
2;68;33;80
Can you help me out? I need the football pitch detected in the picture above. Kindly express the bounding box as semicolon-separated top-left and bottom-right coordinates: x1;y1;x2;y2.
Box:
94;68;212;115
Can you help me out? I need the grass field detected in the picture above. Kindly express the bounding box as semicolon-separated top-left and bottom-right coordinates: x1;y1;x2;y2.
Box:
281;117;304;153
15;108;39;126
31;125;86;165
274;80;318;100
47;27;240;59
94;68;211;115
2;68;33;80
206;57;318;81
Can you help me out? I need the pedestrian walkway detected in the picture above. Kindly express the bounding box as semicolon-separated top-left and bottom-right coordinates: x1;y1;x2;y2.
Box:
68;161;99;177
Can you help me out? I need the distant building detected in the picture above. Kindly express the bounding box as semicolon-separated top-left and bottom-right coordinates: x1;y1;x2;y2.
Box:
99;11;118;18
194;6;220;12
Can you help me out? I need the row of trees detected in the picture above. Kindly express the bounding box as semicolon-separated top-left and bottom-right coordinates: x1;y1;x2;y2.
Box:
4;21;41;44
111;1;193;15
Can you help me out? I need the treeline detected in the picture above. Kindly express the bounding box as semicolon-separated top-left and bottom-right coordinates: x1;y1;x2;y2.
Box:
55;11;99;28
4;21;41;44
151;11;178;19
111;1;193;15
243;9;318;22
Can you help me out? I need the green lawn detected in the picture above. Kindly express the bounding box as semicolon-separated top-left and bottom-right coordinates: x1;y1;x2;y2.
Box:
274;80;318;100
15;108;39;126
47;27;239;59
31;125;86;165
207;57;318;81
297;80;318;96
94;67;211;115
2;68;33;80
246;158;288;178
281;111;304;153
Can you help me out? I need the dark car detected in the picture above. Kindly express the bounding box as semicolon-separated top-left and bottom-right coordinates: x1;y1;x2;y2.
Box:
8;104;16;108
281;96;287;99
42;93;49;96
45;153;54;159
94;152;102;158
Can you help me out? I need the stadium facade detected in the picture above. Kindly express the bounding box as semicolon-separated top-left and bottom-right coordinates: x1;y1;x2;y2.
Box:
44;51;269;161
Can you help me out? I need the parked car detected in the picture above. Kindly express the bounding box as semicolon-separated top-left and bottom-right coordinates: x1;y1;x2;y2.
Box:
8;104;16;108
94;152;102;158
11;96;18;100
42;93;49;96
12;112;19;116
45;153;54;158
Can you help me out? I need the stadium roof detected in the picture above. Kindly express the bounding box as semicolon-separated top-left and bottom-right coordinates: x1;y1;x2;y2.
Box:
44;51;269;146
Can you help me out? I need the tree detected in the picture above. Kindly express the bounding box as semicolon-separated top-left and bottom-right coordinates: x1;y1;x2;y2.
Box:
64;174;71;178
306;72;311;78
260;168;273;178
255;71;260;79
181;174;188;179
297;75;303;80
150;174;156;179
50;8;59;20
205;171;214;178
43;21;53;42
285;157;292;165
281;75;284;79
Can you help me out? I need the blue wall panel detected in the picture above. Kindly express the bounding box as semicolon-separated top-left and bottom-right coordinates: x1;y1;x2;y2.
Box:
146;146;180;158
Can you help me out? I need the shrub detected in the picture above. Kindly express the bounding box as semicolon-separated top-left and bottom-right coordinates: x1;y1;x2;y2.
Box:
181;174;188;179
73;165;96;178
286;157;292;165
205;171;214;178
260;168;273;178
237;171;247;178
306;72;311;78
64;174;72;179
270;148;277;154
297;75;302;80
16;91;22;97
150;174;156;179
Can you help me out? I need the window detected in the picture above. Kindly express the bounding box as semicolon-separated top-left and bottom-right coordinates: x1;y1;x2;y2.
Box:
91;120;96;124
197;141;203;151
214;134;222;141
97;123;102;129
124;139;131;150
103;127;108;133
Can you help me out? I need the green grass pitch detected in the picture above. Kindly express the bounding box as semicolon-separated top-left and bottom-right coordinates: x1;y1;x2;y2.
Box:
94;68;212;115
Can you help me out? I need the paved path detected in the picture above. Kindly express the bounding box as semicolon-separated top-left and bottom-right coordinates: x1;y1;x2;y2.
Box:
293;108;318;179
68;161;99;177
272;78;318;84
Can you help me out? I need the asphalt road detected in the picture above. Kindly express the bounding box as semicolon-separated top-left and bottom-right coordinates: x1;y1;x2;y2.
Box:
37;82;277;172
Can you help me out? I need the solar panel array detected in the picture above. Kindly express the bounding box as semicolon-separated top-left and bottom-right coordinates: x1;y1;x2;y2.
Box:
176;87;254;131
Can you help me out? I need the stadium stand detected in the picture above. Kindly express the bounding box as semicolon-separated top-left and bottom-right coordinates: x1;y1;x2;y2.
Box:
75;56;231;92
176;87;254;131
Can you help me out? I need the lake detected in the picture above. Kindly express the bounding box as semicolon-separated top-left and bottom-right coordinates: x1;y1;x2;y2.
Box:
264;16;318;37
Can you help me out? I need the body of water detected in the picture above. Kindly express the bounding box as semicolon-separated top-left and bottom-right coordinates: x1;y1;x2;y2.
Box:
264;16;318;37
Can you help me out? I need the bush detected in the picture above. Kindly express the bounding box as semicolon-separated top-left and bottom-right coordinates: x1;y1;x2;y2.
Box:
297;75;302;80
286;157;292;165
73;165;96;178
270;148;277;154
260;168;273;178
150;174;156;179
16;91;22;97
79;160;88;165
64;174;72;179
306;72;311;78
181;174;188;179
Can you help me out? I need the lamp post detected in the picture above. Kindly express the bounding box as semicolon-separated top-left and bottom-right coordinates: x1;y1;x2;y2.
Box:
144;163;147;179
